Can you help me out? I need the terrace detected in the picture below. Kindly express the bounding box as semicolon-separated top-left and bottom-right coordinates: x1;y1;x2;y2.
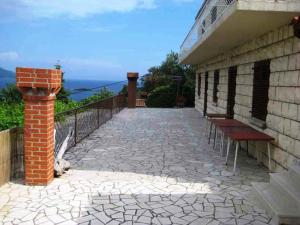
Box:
0;108;272;225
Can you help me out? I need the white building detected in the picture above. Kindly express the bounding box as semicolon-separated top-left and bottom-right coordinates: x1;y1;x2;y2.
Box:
180;1;300;223
180;0;300;172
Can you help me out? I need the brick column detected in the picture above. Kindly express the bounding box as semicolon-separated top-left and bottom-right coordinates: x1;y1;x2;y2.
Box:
127;72;139;108
16;68;61;186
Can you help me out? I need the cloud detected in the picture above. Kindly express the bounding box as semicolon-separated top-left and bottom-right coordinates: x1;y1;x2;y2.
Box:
0;52;19;61
0;0;196;20
172;0;195;2
0;0;156;19
82;24;128;33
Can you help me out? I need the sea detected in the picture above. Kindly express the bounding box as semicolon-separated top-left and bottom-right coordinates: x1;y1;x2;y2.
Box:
0;78;127;102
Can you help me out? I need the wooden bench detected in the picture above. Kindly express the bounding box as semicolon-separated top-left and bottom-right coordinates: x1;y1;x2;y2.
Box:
209;119;274;175
205;113;229;140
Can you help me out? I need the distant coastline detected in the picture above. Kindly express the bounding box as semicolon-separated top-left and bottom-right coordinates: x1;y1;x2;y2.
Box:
0;77;126;102
64;79;126;101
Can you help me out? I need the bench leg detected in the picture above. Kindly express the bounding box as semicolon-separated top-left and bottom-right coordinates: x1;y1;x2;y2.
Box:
220;132;224;156
205;118;209;137
233;141;240;175
268;142;271;171
213;126;217;149
208;122;213;144
246;141;249;157
225;137;231;165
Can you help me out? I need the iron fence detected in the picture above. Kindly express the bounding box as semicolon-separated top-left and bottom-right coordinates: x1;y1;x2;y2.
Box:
54;94;126;157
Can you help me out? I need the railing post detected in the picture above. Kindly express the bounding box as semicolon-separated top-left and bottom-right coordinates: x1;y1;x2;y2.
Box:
110;98;113;119
123;94;126;108
127;72;139;108
97;103;100;128
74;110;77;145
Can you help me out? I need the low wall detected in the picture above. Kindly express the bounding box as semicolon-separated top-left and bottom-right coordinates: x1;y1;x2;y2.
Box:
0;128;24;186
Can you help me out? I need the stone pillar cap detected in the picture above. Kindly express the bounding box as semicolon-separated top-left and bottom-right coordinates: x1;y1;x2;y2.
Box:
16;67;62;97
127;72;139;79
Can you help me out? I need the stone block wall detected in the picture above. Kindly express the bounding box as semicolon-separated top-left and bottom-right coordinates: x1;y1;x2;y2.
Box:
195;24;300;171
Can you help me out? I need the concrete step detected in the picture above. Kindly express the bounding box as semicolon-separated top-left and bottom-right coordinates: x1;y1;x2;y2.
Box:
270;171;300;205
252;182;300;225
289;164;300;181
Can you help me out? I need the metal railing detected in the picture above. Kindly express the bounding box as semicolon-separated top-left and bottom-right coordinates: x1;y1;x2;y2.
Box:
179;0;236;61
54;94;126;157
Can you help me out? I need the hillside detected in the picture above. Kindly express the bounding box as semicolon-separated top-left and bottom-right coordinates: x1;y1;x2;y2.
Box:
0;67;15;78
0;67;15;88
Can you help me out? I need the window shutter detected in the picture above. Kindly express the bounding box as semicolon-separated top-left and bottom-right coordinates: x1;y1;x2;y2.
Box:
211;6;217;23
204;72;209;115
213;70;219;103
198;74;201;97
252;60;270;121
227;66;237;119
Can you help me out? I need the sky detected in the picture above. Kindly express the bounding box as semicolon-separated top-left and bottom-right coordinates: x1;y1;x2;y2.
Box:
0;0;202;81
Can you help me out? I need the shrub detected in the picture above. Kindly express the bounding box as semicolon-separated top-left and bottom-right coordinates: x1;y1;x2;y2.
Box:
55;100;81;114
80;87;114;105
0;86;115;131
145;85;176;108
0;84;22;104
0;103;24;130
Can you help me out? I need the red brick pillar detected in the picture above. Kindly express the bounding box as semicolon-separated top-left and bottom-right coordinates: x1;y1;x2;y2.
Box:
16;68;61;186
127;72;139;108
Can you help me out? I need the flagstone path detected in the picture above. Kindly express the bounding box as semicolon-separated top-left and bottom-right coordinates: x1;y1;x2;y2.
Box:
0;108;271;225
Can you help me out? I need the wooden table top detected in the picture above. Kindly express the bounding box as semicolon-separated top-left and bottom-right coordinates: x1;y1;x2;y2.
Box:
212;120;274;141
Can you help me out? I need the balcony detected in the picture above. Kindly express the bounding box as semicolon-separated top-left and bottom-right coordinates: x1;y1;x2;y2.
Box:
179;0;300;65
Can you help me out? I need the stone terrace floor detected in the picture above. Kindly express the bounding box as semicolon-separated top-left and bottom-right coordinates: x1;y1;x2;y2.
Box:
0;108;272;225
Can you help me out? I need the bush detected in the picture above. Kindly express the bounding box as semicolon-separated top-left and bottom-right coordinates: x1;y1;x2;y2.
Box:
0;84;22;104
80;87;114;105
0;103;24;130
145;85;176;108
55;100;81;114
0;86;115;131
141;52;195;107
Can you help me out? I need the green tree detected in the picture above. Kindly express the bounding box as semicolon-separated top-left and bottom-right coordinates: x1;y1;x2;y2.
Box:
0;103;24;130
54;63;70;103
141;51;195;107
0;84;22;104
80;87;114;105
145;85;176;108
119;84;128;96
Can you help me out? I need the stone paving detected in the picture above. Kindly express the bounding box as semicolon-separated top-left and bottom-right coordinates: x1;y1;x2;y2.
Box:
0;108;272;225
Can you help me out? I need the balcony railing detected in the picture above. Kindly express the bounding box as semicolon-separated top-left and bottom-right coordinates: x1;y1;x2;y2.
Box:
179;0;236;62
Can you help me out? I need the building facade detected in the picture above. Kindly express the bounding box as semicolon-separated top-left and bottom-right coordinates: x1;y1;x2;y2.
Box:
180;0;300;172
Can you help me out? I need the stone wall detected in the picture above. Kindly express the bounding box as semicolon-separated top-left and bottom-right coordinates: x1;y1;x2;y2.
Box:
195;24;300;171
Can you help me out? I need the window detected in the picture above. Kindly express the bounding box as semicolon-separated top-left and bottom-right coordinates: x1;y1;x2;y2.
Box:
211;6;217;23
197;74;201;97
252;60;270;121
213;70;220;103
201;20;206;34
